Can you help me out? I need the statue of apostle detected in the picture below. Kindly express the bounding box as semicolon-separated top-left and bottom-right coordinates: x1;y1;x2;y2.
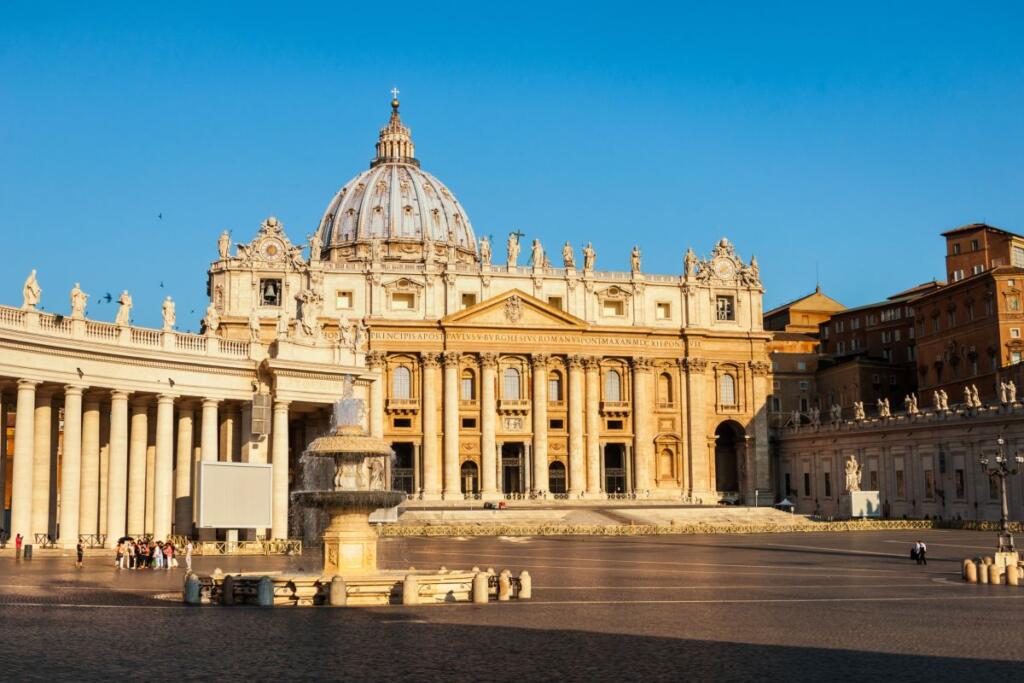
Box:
507;232;521;267
70;282;88;319
630;245;641;274
217;230;231;259
478;236;491;266
162;296;176;331
582;243;595;271
114;290;132;326
562;241;575;268
22;270;41;310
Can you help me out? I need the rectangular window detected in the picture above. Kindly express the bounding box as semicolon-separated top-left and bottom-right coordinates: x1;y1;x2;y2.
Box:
798;381;809;390
716;296;735;321
461;377;474;401
823;471;832;498
894;329;901;342
1012;328;1021;338
970;239;979;251
895;456;906;498
784;473;792;496
796;361;807;371
837;341;845;355
1013;351;1023;364
461;417;477;429
259;279;283;306
771;396;781;411
953;242;961;254
986;298;995;315
799;397;808;412
924;469;935;499
656;302;671;320
973;264;984;275
547;296;564;311
335;290;353;310
461;293;477;309
1014;246;1024;268
393;417;412;429
851;318;860;330
549;418;564;430
391;292;416;310
1008;296;1021;312
990;475;1000;500
955;469;965;499
607;419;624;430
803;472;811;497
869;469;879;491
947;310;956;326
602;299;625;317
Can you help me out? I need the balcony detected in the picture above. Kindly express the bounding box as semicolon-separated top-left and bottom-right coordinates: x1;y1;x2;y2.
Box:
498;398;530;415
656;401;678;411
386;397;420;415
600;400;631;417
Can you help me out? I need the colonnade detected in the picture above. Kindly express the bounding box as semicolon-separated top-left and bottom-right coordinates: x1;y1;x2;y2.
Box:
379;352;673;500
1;381;294;548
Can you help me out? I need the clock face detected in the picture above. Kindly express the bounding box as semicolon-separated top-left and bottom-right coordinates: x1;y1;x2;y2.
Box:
260;239;284;261
713;258;735;280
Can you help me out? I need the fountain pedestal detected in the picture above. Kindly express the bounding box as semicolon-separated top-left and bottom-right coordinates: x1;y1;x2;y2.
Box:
322;507;380;574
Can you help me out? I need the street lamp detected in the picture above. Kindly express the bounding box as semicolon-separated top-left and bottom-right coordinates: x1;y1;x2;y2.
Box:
978;436;1024;552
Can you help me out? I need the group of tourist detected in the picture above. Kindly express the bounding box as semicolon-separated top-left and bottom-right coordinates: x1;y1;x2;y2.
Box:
114;539;193;571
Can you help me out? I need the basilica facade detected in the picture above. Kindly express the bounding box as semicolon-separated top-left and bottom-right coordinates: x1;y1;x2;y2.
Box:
0;97;772;547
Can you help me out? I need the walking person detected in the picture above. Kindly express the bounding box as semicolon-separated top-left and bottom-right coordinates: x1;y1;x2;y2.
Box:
185;540;193;572
76;542;84;569
910;541;919;563
15;533;23;560
115;541;124;569
917;540;928;565
164;542;174;570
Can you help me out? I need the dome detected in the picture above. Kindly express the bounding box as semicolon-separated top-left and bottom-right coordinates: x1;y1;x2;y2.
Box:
315;96;477;261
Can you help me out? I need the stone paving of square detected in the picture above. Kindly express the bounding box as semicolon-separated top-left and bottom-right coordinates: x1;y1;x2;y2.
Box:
0;529;1021;681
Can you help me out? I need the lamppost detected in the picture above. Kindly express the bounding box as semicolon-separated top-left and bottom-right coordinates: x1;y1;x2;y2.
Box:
978;437;1024;552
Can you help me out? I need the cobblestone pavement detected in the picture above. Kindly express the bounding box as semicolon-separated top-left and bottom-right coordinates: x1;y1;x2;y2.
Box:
0;530;1021;681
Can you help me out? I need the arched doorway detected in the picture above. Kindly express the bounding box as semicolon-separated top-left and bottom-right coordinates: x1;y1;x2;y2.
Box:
501;443;525;494
460;461;479;495
604;443;626;494
548;461;567;494
714;421;744;492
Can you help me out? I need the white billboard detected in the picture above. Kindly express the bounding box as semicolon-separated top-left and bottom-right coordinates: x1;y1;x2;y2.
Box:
197;461;273;529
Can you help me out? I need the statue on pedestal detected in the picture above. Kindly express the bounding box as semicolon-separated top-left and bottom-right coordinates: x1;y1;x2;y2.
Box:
203;303;220;336
248;309;261;342
630;245;641;274
830;403;842;424
354;319;369;351
308;231;322;263
22;270;41;310
114;290;132;326
877;397;891;418
70;283;88;319
161;296;175;331
479;236;491;267
853;401;865;421
1008;381;1017;404
684;247;698;277
506;232;520;267
530;239;544;268
844;455;862;493
583;243;595;271
218;230;231;260
562;241;575;268
337;316;354;349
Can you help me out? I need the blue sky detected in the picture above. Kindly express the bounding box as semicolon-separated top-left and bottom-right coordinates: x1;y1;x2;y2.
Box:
2;2;1022;328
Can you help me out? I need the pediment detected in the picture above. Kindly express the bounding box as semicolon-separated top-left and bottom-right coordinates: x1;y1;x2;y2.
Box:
442;289;587;329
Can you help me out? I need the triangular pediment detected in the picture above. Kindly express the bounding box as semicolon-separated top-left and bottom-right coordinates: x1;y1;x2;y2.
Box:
442;289;587;329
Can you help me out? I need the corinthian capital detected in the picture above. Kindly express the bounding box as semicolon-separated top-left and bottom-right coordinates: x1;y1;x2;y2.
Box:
567;354;585;370
366;350;387;369
531;353;550;368
479;352;499;368
748;360;772;376
631;356;654;373
421;352;441;368
442;351;462;369
683;357;708;373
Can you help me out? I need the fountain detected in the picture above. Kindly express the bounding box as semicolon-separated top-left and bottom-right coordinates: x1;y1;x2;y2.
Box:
184;375;532;607
291;379;405;575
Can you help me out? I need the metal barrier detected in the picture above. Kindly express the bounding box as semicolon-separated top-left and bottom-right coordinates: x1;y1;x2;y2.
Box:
33;534;58;549
78;534;107;548
165;538;303;556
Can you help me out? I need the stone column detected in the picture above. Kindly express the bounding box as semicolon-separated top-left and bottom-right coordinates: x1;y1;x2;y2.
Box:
479;353;499;499
683;358;711;500
421;353;441;500
105;390;130;547
220;407;236;461
366;351;386;439
531;354;549;494
271;400;290;539
567;355;585;497
10;380;39;542
57;385;86;548
126;397;149;536
174;403;194;536
153;395;175;540
201;399;219;463
78;395;102;537
442;351;461;499
239;401;253;462
0;394;6;536
749;361;773;496
584;357;602;497
31;388;54;537
632;357;654;494
145;408;156;534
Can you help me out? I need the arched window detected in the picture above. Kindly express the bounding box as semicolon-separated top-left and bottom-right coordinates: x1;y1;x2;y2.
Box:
461;369;476;401
658;372;673;404
392;366;412;399
503;367;521;400
605;369;622;402
548;370;563;401
719;374;736;406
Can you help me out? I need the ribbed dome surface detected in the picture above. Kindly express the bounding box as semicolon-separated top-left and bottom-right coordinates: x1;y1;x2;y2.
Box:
315;97;476;256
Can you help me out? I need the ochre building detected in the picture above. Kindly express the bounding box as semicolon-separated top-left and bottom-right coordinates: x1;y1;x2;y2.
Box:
0;97;772;547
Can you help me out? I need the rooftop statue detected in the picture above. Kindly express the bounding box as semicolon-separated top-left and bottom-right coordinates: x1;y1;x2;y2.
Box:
203;302;220;336
218;230;231;260
507;231;521;267
531;239;544;268
22;270;41;310
70;282;88;319
684;247;698;277
582;243;595;271
562;241;575;269
162;296;176;331
115;290;132;326
630;245;641;274
479;236;491;266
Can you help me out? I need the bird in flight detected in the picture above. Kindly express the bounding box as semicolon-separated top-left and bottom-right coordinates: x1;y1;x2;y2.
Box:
102;292;113;303
158;213;163;220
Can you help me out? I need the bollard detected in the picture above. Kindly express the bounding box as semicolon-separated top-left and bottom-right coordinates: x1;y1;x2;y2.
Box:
184;574;202;605
989;563;1001;585
965;561;978;584
962;559;972;580
329;576;347;607
257;577;274;607
498;570;511;601
221;575;236;605
983;556;993;566
979;562;989;584
472;573;489;604
1008;566;1020;587
403;574;420;606
518;571;532;600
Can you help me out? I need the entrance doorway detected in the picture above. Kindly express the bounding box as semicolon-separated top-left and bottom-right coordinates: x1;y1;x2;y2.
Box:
549;461;567;494
461;461;479;495
392;442;414;494
502;443;526;494
604;443;626;494
714;421;743;492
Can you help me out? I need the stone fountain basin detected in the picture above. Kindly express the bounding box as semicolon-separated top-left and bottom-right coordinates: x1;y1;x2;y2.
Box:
291;490;406;510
